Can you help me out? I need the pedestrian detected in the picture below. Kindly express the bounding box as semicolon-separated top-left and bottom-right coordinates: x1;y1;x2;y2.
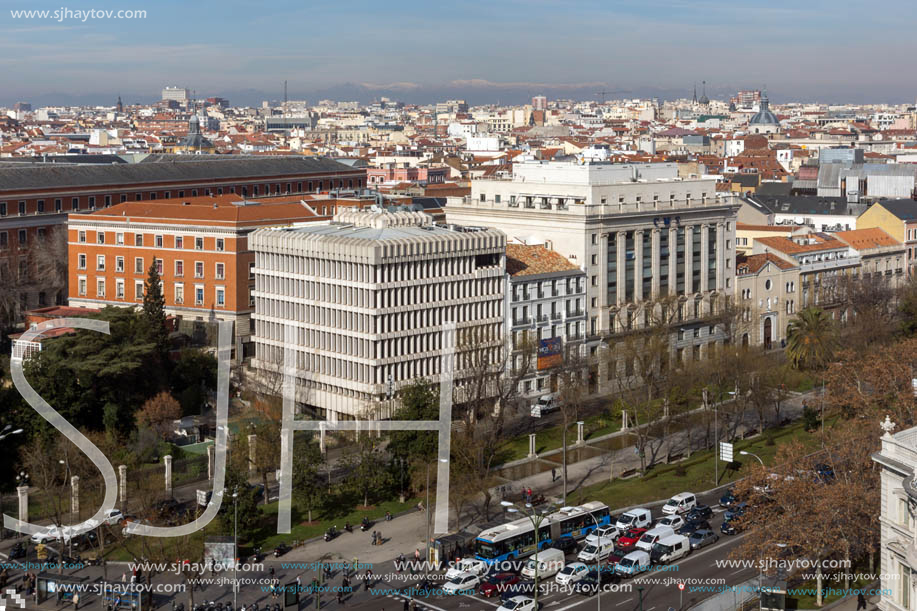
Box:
397;553;405;572
337;590;344;605
73;592;79;610
414;548;420;562
551;467;556;482
857;592;867;610
270;565;275;579
120;572;126;583
403;596;409;611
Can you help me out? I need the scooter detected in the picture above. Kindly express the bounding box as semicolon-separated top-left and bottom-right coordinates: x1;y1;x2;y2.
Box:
360;517;372;532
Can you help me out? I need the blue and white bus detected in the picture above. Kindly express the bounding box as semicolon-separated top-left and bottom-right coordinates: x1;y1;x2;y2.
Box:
474;501;611;565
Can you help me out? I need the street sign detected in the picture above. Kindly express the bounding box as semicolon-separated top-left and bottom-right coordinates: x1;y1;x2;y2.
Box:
197;490;210;506
719;441;734;462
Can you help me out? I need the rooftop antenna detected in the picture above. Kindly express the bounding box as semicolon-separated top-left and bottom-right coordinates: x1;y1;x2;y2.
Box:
596;89;610;104
283;80;288;117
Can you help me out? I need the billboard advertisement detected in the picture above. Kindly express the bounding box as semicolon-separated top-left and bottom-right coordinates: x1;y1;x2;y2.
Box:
537;337;563;370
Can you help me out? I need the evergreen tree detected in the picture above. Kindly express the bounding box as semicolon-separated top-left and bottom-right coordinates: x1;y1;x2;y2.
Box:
142;261;169;352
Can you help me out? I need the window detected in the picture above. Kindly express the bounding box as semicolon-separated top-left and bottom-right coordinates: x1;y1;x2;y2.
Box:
175;236;183;249
116;232;124;245
249;262;255;280
116;279;125;299
105;195;112;207
18;229;26;246
195;237;204;250
215;262;225;279
96;279;105;298
78;277;87;296
155;235;163;248
135;257;144;274
88;196;95;210
135;234;143;246
216;238;224;252
155;259;163;275
195;261;204;278
0;202;6;216
18;201;26;215
115;256;124;272
175;260;184;276
96;255;105;271
78;230;86;243
77;254;87;269
175;283;184;304
36;200;44;213
195;286;204;305
120;194;127;203
765;279;772;291
215;287;225;307
72;197;79;211
97;231;105;244
248;287;255;307
135;281;144;300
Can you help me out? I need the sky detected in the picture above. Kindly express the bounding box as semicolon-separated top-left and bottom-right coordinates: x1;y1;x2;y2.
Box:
1;0;915;106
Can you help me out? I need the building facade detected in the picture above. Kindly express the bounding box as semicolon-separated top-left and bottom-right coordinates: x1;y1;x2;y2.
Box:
857;200;917;274
446;160;741;393
250;210;506;420
735;253;800;349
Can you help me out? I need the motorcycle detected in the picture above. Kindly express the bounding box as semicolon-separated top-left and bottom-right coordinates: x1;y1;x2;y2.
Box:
273;543;290;557
360;517;372;532
250;547;263;563
344;522;352;533
8;543;25;560
323;526;337;542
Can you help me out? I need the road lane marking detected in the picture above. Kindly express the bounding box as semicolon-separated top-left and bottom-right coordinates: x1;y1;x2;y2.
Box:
616;598;634;606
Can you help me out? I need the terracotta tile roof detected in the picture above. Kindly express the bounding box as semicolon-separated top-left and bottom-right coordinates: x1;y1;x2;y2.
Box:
736;253;798;275
506;244;579;277
756;235;846;255
834;227;901;250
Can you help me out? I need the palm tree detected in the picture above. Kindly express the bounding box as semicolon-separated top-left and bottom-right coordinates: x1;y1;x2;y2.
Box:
786;307;837;370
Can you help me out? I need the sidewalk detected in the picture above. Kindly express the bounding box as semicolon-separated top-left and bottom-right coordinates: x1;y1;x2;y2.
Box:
818;586;880;611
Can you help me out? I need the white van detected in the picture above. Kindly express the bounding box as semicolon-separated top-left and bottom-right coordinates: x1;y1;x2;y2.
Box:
662;492;697;515
530;394;558;417
650;534;691;564
520;548;565;579
576;537;615;564
635;525;675;552
615;508;652;531
614;550;651;578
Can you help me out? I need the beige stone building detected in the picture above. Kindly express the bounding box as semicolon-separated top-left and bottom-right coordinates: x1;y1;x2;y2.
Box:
735;253;800;349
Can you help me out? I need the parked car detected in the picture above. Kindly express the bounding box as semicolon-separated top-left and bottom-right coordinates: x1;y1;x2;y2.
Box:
719;488;737;508
616;528;647;551
720;520;740;535
273;543;291;557
686;504;713;522
650;534;691;564
500;580;535;603
635;526;675;552
31;526;62;545
655;515;685;530
497;596;537;611
724;502;748;522
103;509;124;525
615;508;652;531
585;525;620;545
479;572;519;598
550;535;579;555
442;572;482;595
661;492;697;515
689;529;719;550
555;562;589;586
530;394;558;417
677;520;711;536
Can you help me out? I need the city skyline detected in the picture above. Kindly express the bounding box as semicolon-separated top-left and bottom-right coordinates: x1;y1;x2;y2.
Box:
3;0;917;106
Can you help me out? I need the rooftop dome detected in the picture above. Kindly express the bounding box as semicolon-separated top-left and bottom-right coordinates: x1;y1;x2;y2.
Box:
750;90;779;125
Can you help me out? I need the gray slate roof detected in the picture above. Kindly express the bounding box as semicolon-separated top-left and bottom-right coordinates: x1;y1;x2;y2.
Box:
0;156;358;192
874;199;917;221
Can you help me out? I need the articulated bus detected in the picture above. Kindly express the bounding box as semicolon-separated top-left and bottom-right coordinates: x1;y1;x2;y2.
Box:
474;501;611;565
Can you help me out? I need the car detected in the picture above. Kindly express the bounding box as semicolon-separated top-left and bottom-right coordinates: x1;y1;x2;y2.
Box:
479;572;519;598
605;548;627;567
689;529;720;550
585;525;619;545
577;539;615;564
719;488;737;508
103;509;124;525
724;502;748;522
531;394;558;417
550;535;579;555
720;521;739;535
442;571;482;595
555;562;589;586
615;508;652;531
31;526;62;545
815;463;835;483
445;558;489;580
573;569;621;595
655;515;685;530
686;504;713;522
616;528;647;551
677;520;711;536
500;580;535;603
497;596;537;611
661;492;697;515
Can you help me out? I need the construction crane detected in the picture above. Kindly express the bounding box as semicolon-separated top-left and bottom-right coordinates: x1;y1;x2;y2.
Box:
595;88;629;104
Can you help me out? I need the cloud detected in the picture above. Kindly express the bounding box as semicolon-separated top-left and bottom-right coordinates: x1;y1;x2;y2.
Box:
358;81;423;91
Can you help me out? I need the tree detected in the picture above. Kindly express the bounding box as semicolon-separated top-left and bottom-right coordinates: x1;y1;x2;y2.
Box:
786;307;837;371
387;379;439;465
136;392;182;438
557;349;588;503
219;465;261;542
292;434;324;522
343;435;392;508
141;261;169;354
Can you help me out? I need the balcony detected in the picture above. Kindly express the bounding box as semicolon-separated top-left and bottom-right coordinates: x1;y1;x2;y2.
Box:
551;311;563;320
536;314;549;323
566;309;585;318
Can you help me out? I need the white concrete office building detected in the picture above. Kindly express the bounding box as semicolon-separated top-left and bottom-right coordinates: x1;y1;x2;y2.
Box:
250;210;506;420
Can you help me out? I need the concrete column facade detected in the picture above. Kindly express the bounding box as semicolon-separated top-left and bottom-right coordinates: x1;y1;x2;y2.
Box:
634;230;644;302
577;421;585;445
616;231;626;304
716;222;726;291
164;455;173;495
528;433;537;458
700;224;710;293
16;486;28;525
668;226;678;296
684;226;694;295
599;233;609;332
650;229;661;299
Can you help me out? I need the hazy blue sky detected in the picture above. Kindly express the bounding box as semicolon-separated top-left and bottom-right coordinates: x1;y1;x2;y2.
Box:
1;0;914;105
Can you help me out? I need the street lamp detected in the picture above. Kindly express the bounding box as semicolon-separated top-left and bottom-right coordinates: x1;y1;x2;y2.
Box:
584;511;603;611
501;500;553;610
740;450;765;467
637;585;645;611
59;459;74;560
233;488;239;611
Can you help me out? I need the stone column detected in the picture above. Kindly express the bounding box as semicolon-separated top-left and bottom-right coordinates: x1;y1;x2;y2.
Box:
17;486;28;525
650;229;661;299
164;455;173;495
576;421;585;446
616;231;626;304
248;434;257;473
668;226;678;296
70;476;79;519
528;433;537;459
118;465;127;511
634;230;644;302
684;225;694;295
700;224;710;293
207;444;215;480
621;411;628;431
599;233;609;332
716;222;726;291
320;426;327;454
